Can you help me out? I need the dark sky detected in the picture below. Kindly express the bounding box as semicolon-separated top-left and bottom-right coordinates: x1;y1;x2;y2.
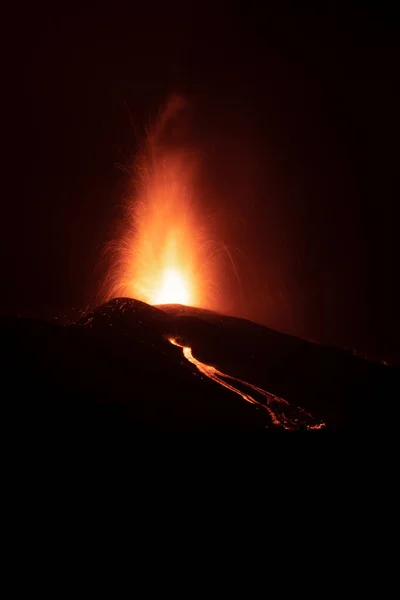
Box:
1;3;398;362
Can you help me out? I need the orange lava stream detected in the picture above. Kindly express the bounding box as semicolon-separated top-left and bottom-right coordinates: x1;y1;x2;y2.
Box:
169;337;325;430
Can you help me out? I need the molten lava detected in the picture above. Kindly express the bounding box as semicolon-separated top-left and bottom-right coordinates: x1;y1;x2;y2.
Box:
154;268;190;305
169;337;326;430
105;95;213;308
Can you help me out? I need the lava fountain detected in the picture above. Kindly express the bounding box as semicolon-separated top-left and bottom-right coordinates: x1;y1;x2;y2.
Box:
104;95;215;308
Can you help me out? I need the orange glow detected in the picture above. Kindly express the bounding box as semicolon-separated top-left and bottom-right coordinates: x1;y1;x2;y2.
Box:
104;95;213;308
169;337;326;430
154;268;190;305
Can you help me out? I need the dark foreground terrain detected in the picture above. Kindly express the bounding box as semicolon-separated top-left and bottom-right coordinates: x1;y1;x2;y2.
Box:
2;298;398;452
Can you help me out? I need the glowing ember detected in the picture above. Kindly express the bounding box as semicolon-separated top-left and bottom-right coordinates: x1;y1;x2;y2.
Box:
104;95;213;308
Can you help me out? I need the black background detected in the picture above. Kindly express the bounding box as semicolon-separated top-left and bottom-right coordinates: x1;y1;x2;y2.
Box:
1;3;398;362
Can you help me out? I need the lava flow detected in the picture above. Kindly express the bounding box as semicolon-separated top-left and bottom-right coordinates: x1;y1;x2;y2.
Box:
104;95;214;309
169;337;325;430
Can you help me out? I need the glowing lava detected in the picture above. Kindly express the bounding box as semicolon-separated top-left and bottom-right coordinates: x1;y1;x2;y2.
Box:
169;337;326;430
154;268;190;305
104;95;213;308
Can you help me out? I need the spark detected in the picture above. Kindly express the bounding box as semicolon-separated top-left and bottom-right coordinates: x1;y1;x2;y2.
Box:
102;94;243;312
102;95;214;307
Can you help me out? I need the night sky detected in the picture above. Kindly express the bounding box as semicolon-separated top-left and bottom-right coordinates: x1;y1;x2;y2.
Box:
2;4;398;362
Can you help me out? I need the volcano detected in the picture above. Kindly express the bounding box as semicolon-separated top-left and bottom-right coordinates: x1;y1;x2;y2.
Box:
2;298;398;448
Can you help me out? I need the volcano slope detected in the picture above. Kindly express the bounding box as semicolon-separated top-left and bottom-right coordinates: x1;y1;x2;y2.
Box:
1;298;398;443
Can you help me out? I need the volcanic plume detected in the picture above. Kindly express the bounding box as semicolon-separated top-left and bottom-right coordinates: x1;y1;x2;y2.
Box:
104;95;216;309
